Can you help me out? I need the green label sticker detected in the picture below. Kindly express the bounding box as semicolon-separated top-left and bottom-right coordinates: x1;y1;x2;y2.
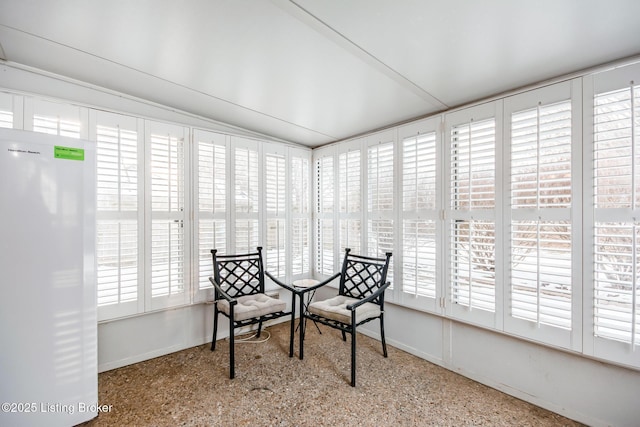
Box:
54;145;84;161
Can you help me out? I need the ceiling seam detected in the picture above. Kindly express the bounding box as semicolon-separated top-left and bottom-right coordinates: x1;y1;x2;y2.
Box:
282;0;449;110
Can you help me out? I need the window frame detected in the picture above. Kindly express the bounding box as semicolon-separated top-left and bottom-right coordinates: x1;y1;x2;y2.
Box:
144;120;191;311
583;63;640;368
90;110;145;320
444;101;504;329
502;79;583;351
397;117;443;313
192;128;229;303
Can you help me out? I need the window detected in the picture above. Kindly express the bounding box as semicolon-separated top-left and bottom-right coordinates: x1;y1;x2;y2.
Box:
233;138;260;254
194;130;227;295
265;148;287;277
585;64;640;367
146;121;190;310
315;149;335;276
367;131;395;285
0;92;18;128
92;111;143;320
504;81;580;350
338;143;362;254
445;103;501;327
399;118;440;310
291;150;311;277
29;98;86;139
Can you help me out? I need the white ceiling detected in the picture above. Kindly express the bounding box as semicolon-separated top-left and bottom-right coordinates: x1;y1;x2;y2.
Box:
0;0;639;147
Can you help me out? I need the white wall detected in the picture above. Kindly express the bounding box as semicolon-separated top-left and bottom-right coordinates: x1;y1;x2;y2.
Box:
3;62;640;427
358;302;640;427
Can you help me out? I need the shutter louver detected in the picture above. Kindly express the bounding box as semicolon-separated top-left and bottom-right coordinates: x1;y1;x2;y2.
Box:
197;137;226;290
151;220;185;297
95;120;139;313
402;131;437;298
234;146;259;253
235;147;259;214
510;100;573;329
316;155;335;275
265;153;286;276
339;149;361;254
450;119;496;311
291;155;310;276
0;94;12;128
368;141;394;283
593;84;640;346
403;132;437;212
150;132;185;299
33;114;81;138
451;220;496;311
96;220;138;305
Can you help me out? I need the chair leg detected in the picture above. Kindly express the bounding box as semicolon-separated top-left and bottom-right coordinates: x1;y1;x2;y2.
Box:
289;294;296;357
350;327;356;387
211;306;218;351
257;319;263;338
299;292;305;360
229;320;235;379
380;315;388;358
341;330;347;342
350;310;357;387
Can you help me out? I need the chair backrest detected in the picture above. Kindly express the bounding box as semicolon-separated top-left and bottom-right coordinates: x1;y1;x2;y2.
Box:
211;247;265;298
338;248;392;304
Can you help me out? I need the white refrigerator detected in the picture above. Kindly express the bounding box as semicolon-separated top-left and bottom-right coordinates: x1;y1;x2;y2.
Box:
0;128;98;426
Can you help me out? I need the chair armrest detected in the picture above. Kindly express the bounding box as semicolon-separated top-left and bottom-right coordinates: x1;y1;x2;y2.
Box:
294;273;341;296
208;277;237;306
346;281;391;310
264;271;296;293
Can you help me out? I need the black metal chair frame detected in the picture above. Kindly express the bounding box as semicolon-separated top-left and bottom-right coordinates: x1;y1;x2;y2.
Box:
293;248;392;386
210;247;296;379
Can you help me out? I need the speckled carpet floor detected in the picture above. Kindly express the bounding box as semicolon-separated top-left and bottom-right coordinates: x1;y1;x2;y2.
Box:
84;321;584;426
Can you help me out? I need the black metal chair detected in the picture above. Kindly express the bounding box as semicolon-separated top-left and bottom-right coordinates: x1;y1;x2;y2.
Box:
209;247;296;379
295;248;392;386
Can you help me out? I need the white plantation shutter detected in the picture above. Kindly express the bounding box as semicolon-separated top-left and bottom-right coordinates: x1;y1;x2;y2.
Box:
93;111;142;319
592;80;640;350
403;220;436;298
96;124;138;300
448;115;497;316
401;121;439;304
291;153;311;276
30;99;84;138
147;122;189;309
234;141;259;253
0;92;15;128
315;152;335;275
265;151;287;277
367;136;394;284
96;221;138;304
339;147;362;254
195;130;227;292
509;95;574;336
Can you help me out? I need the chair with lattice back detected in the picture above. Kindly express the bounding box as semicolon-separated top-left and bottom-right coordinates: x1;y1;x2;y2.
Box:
209;247;296;379
297;248;392;386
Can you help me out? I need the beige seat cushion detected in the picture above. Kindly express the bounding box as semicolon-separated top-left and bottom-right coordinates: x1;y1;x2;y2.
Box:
308;295;381;325
218;293;287;321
